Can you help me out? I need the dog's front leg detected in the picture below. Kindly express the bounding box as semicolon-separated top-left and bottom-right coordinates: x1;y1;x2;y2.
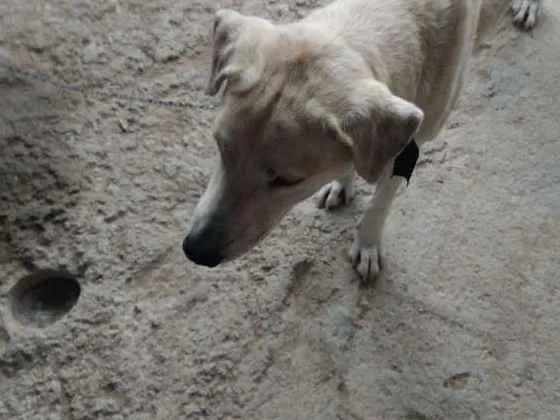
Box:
317;171;355;210
350;138;419;283
349;166;404;283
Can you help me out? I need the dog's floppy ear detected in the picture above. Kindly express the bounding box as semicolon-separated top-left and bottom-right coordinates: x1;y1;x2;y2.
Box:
340;79;424;183
206;9;273;96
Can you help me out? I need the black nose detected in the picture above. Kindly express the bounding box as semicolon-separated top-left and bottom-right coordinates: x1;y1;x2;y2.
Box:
182;234;223;268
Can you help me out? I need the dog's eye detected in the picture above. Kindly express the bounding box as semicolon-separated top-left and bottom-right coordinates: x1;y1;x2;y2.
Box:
266;170;304;188
269;177;303;188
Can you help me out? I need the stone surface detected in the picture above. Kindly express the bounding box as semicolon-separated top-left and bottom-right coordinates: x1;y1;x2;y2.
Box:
0;1;559;419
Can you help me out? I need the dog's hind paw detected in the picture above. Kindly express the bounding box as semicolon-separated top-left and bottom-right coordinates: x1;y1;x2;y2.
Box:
512;0;540;30
349;238;383;284
317;179;354;210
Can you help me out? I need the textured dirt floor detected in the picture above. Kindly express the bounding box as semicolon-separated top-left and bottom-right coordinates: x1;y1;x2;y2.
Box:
0;1;559;419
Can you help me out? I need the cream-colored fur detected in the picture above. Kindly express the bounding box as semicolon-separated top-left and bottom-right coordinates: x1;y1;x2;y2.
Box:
183;0;541;282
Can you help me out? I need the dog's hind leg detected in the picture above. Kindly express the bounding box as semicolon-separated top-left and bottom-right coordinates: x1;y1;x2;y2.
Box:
512;0;541;29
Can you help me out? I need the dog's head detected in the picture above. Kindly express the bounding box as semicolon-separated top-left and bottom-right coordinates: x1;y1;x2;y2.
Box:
183;9;423;267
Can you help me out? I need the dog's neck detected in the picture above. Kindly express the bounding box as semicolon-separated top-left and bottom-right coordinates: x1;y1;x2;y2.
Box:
295;0;426;102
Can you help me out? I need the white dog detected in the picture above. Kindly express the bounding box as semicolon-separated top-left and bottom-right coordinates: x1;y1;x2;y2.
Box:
183;0;541;282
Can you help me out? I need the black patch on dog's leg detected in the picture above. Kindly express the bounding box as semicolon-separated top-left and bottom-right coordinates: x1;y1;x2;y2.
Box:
392;139;419;184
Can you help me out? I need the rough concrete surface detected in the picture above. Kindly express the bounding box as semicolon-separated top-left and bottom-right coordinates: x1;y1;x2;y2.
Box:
0;1;559;419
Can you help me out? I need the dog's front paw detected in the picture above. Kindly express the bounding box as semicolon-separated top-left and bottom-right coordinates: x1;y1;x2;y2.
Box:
349;237;383;284
512;0;540;30
317;180;354;210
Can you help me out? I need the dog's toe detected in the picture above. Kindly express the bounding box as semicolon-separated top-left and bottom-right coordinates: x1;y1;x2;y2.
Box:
317;180;354;210
348;238;383;284
512;0;540;30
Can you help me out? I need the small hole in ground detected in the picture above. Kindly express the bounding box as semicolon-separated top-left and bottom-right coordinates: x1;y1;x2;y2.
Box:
8;269;81;328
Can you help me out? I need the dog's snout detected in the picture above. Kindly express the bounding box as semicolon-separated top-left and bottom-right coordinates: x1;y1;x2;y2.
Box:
182;232;223;268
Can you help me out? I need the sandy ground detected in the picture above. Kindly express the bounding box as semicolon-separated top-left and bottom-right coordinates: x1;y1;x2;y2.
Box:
0;1;559;419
